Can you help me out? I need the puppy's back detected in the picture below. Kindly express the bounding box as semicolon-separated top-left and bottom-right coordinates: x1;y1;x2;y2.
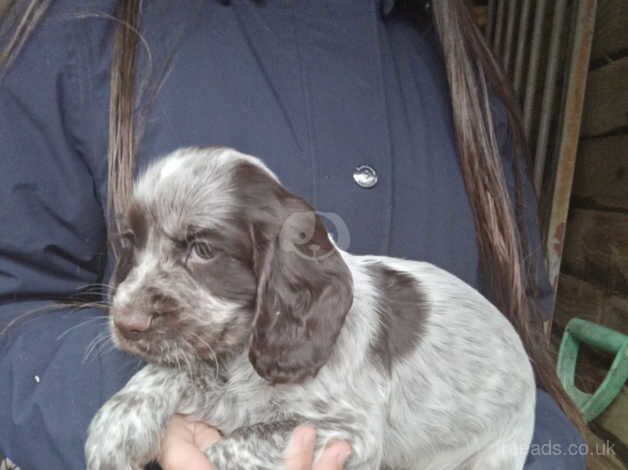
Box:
343;254;536;469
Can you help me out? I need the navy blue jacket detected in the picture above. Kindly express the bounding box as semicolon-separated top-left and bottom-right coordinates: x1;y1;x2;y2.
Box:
0;1;584;468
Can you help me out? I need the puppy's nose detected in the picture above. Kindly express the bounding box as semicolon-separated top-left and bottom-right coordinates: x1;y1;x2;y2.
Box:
114;312;152;339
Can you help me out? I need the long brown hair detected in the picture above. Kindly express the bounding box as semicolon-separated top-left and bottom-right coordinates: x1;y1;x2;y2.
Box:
432;0;586;437
0;0;586;438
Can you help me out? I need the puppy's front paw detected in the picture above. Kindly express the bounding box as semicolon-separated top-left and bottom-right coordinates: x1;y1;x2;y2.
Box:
85;393;162;470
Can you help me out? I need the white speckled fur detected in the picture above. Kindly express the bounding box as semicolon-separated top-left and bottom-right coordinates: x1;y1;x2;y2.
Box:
86;147;535;470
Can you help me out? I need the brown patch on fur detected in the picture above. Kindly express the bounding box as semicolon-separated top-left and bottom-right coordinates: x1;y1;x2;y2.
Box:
232;162;354;384
368;262;427;372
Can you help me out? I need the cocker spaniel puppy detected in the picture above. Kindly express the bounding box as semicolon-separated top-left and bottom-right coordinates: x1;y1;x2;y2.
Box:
86;147;535;470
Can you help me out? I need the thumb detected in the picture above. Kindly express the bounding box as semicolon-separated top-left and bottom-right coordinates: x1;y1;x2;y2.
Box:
313;440;351;470
283;425;317;470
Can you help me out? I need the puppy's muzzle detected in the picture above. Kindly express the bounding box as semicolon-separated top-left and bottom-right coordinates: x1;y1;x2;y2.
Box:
113;310;153;340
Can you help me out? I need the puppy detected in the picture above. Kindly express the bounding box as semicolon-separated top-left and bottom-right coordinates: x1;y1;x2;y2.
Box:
85;147;535;470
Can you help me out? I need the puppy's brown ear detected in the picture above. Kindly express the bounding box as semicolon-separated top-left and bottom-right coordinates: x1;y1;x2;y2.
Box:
234;162;353;384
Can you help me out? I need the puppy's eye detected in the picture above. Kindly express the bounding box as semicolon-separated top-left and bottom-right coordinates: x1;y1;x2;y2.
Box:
190;241;215;260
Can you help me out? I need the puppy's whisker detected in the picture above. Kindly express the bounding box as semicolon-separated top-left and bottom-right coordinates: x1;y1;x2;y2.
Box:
84;331;113;362
61;301;111;312
57;317;109;341
82;282;116;290
176;338;196;377
84;333;108;361
95;342;117;360
188;331;220;379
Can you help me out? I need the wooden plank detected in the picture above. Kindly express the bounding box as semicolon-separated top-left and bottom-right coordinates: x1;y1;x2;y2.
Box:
561;210;628;293
513;0;531;94
581;57;628;137
555;273;605;327
573;134;628;211
533;0;569;195
595;386;628;444
555;274;628;334
543;0;597;301
591;0;628;61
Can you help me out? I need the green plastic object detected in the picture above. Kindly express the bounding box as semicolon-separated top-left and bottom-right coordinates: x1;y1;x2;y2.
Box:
557;318;628;422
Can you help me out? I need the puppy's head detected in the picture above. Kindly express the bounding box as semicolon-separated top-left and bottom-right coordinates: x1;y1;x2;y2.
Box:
109;147;353;383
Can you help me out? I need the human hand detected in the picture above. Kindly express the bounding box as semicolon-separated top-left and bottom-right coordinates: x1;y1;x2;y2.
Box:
158;414;221;470
284;425;352;470
159;416;351;470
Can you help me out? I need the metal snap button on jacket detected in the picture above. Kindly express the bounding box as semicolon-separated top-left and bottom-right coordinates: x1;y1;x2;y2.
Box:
353;165;378;189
